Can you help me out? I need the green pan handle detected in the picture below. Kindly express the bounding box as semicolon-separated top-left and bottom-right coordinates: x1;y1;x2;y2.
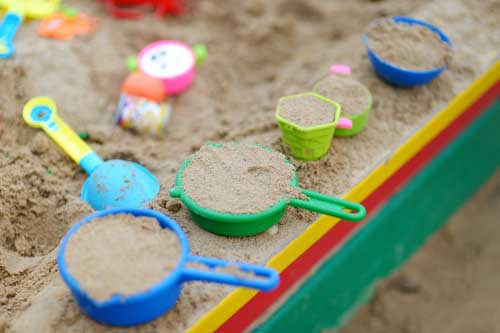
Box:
289;188;366;222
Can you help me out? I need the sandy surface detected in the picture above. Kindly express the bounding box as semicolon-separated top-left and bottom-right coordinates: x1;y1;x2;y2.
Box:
0;0;499;332
313;75;371;117
342;170;500;333
278;94;336;127
181;143;299;214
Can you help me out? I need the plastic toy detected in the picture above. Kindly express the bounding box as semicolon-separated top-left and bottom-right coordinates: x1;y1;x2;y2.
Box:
170;142;366;236
275;92;342;161
313;65;373;137
38;9;98;40
329;64;352;75
0;0;60;58
365;16;452;87
100;0;184;19
116;71;172;135
122;71;166;102
58;208;279;326
133;40;207;95
23;97;160;210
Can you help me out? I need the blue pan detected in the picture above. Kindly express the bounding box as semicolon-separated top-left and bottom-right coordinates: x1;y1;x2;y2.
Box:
365;16;452;87
57;208;279;326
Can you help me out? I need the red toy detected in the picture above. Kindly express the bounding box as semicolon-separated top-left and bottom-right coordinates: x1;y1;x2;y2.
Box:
100;0;183;19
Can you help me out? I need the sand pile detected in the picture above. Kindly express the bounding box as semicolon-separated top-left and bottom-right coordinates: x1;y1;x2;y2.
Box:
0;0;498;332
64;214;181;302
278;95;337;128
368;19;453;70
314;76;371;117
182;143;300;214
0;134;92;257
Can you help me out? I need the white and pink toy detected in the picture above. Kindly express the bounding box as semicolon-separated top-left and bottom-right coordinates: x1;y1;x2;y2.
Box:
137;40;206;95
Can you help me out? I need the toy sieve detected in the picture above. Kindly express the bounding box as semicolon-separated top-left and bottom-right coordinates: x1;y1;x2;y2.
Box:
23;97;160;210
365;16;452;87
58;208;279;326
170;142;366;236
0;0;60;58
275;92;341;161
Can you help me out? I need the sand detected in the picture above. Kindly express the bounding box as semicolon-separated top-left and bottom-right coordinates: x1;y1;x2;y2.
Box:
0;0;499;332
313;75;371;117
278;95;336;128
368;18;453;70
182;143;300;214
64;214;181;302
342;170;500;333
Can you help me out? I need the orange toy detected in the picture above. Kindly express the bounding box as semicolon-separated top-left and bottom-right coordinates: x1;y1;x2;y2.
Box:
121;71;166;103
38;11;98;40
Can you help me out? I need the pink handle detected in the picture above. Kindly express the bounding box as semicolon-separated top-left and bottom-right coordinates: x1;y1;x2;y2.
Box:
336;118;353;129
329;64;352;75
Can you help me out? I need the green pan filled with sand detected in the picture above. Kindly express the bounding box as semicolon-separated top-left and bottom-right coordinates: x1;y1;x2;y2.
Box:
170;142;366;236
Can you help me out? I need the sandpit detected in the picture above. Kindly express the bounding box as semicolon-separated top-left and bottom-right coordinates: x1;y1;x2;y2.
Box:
0;0;499;332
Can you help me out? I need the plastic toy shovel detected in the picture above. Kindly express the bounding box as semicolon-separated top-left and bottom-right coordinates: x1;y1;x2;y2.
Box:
23;97;160;210
0;0;60;58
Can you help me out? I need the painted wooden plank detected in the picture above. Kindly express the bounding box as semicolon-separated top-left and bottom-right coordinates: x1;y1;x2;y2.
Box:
253;99;500;333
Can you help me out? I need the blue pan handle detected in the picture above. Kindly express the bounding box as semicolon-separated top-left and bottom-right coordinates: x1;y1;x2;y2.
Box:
0;12;23;59
181;255;279;291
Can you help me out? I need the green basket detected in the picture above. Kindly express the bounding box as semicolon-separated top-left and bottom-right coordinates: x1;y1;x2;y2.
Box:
275;92;341;161
170;142;366;237
313;80;372;137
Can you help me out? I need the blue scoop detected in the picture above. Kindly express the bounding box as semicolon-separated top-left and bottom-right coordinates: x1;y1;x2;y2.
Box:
58;208;279;326
365;16;453;87
23;97;160;210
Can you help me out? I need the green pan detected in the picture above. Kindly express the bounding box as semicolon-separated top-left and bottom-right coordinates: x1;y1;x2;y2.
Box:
170;143;366;237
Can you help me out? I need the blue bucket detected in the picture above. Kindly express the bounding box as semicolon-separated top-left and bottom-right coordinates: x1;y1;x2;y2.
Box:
365;16;452;87
57;208;279;326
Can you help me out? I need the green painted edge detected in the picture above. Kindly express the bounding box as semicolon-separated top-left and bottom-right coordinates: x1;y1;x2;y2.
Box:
253;99;500;333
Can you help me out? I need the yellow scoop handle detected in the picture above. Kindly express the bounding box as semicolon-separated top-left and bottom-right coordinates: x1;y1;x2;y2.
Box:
23;97;94;166
0;0;60;19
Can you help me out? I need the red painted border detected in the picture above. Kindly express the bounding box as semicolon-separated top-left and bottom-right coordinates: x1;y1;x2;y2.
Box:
216;81;500;333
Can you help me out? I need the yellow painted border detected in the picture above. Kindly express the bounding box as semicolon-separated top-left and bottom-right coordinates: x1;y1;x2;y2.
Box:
188;60;500;333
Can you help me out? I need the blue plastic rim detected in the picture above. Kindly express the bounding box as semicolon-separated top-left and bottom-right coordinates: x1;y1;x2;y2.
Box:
57;208;279;326
364;16;453;87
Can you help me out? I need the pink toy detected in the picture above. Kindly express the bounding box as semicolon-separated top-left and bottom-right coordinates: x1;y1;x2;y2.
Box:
138;40;197;95
336;117;353;129
329;64;352;75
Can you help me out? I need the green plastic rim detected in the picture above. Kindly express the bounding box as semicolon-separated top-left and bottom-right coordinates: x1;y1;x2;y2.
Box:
275;92;341;133
275;92;341;161
170;142;299;236
312;79;373;137
170;142;366;236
